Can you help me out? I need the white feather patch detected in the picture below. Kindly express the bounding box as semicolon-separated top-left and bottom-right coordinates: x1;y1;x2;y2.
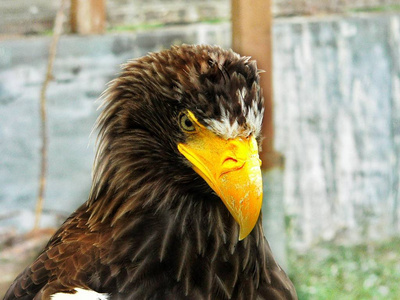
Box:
204;91;263;139
51;288;109;300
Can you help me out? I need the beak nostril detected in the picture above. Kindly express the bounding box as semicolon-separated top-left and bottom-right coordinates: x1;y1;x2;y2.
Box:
222;157;242;169
220;157;245;177
223;157;238;164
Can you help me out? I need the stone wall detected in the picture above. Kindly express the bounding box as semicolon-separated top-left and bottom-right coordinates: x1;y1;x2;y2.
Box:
0;0;399;35
0;0;68;35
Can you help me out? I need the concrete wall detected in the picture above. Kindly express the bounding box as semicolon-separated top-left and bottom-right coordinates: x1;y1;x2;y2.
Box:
274;13;400;248
1;14;399;247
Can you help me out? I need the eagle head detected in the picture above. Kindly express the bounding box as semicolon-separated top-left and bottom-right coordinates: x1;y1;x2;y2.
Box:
91;44;264;240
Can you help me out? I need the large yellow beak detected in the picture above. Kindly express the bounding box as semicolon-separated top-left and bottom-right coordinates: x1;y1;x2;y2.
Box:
178;112;263;240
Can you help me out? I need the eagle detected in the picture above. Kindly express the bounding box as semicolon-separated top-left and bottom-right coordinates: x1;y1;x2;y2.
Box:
5;45;297;300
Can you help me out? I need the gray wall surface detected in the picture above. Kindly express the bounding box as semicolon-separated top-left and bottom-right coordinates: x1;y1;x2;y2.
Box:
274;13;400;248
1;14;399;247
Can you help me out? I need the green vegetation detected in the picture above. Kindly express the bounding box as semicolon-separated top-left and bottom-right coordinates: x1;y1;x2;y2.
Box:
107;18;229;33
201;18;229;24
347;4;400;13
108;23;165;33
41;29;54;36
289;238;400;300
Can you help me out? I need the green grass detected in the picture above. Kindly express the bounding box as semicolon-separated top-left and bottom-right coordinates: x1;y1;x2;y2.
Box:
289;238;400;300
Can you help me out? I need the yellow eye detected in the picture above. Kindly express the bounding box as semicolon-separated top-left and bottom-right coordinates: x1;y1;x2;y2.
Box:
179;113;196;132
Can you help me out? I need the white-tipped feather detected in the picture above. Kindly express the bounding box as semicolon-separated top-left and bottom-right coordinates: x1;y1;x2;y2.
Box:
204;104;262;140
51;288;108;300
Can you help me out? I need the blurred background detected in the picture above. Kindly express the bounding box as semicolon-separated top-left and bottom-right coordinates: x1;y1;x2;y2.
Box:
1;0;400;299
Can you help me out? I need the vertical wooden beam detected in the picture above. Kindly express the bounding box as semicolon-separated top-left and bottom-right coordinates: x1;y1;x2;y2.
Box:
70;0;106;34
232;0;288;270
232;0;279;170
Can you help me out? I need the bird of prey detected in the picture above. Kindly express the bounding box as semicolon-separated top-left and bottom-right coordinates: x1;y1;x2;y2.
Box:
5;45;297;299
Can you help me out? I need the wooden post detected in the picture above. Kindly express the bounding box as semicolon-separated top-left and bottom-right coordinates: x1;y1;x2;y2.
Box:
232;0;288;269
232;0;278;168
70;0;106;34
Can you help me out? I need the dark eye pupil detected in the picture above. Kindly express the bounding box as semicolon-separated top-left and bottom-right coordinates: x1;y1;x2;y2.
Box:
185;119;193;128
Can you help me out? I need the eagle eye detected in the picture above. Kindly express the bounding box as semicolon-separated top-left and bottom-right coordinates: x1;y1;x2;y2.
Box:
179;113;196;132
